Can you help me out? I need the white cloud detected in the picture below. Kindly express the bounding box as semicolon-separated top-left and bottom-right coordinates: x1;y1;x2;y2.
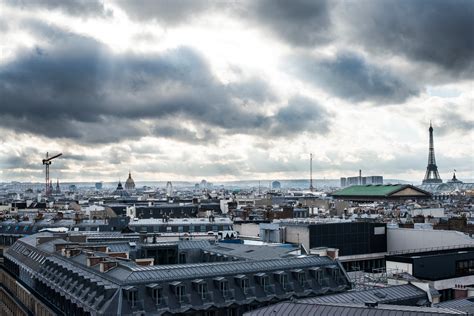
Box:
0;0;472;184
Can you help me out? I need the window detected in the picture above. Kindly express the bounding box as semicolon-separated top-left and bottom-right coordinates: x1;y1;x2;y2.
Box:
200;225;206;232
166;226;172;232
179;253;187;264
297;272;306;286
214;277;229;297
175;285;185;303
280;273;288;289
124;288;137;307
220;280;229;297
198;283;208;299
235;275;249;294
312;269;323;284
178;226;183;233
189;225;195;233
255;274;269;291
456;260;474;276
152;287;163;305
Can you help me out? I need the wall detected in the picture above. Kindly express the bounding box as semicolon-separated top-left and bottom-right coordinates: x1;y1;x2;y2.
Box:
387;228;474;252
308;222;387;256
259;223;283;243
234;223;260;238
386;260;413;274
410;208;445;218
285;225;310;250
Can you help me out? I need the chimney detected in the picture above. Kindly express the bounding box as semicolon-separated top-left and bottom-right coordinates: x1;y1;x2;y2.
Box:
87;256;105;267
65;248;81;258
100;260;118;273
55;243;72;252
326;248;339;260
135;258;154;266
108;252;129;259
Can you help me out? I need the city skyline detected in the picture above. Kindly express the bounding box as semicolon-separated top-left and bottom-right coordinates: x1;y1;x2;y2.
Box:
0;0;473;183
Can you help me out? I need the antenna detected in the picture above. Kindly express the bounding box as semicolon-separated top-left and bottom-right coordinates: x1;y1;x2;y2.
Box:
310;153;313;192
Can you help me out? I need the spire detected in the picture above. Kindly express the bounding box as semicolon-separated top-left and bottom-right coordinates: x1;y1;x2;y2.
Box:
55;179;61;194
422;122;442;184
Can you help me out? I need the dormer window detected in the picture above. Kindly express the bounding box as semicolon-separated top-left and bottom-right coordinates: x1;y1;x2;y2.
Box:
170;281;186;303
292;269;306;286
255;273;269;291
193;279;208;300
123;286;137;308
310;267;323;284
235;275;249;294
147;284;163;305
274;271;288;289
214;277;229;297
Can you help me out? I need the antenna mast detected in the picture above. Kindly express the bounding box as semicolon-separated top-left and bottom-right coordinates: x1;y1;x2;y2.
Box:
310;153;314;192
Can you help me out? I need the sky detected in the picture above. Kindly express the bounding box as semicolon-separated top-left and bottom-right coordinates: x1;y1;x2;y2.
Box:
0;0;473;184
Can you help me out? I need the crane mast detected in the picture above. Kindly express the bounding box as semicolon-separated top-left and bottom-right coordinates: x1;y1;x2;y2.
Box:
42;152;62;196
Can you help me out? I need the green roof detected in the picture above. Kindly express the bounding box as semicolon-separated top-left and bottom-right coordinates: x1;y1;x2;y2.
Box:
332;185;406;197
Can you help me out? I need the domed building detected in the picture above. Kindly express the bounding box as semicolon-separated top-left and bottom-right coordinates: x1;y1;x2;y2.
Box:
113;180;130;197
125;171;136;190
272;180;281;190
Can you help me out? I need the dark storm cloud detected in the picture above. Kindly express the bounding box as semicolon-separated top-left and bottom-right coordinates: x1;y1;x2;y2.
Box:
152;124;218;144
0;24;330;144
6;0;110;17
269;96;332;136
249;0;333;47
113;0;216;25
288;52;419;104
227;78;277;104
0;155;36;170
341;0;474;78
435;112;474;136
114;0;333;47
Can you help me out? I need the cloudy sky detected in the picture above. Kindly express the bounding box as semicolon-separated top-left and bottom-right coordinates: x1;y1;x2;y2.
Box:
0;0;473;183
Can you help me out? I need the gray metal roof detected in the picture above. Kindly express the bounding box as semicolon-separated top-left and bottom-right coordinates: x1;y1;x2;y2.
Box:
177;239;213;250
205;243;297;260
121;256;336;284
436;297;474;314
301;284;427;305
245;302;465;316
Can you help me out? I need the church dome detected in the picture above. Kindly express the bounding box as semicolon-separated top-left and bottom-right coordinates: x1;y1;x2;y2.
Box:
125;172;135;190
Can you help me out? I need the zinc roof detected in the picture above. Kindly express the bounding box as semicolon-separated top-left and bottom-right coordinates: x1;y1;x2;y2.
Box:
332;185;407;197
121;256;335;283
245;302;464;316
301;284;425;305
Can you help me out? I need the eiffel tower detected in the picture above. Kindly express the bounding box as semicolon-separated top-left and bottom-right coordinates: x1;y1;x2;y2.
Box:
422;122;442;184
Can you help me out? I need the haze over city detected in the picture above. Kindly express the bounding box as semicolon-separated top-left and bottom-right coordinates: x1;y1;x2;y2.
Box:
0;0;473;183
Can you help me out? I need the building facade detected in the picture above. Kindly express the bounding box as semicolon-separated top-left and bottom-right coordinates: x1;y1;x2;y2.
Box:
3;232;352;315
